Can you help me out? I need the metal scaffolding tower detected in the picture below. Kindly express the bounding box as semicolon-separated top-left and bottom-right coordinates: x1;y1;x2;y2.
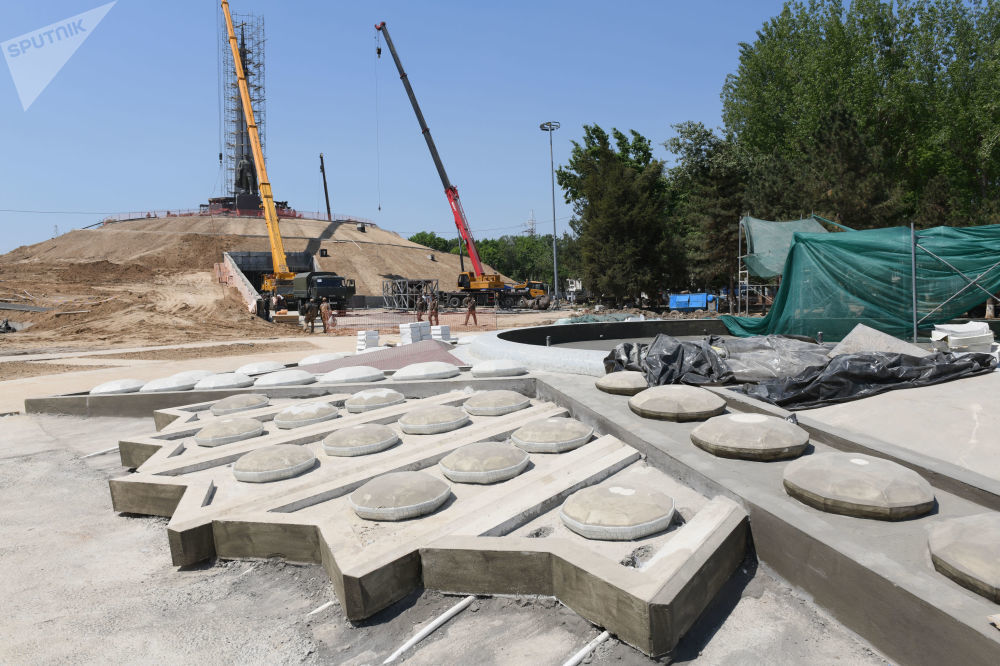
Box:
220;11;266;200
382;279;439;309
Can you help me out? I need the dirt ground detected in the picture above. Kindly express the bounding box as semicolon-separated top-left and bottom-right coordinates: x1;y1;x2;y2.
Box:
0;412;889;665
90;341;318;362
0;361;119;381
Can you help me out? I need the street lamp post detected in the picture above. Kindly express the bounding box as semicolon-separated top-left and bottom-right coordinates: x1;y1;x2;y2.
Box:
539;121;561;300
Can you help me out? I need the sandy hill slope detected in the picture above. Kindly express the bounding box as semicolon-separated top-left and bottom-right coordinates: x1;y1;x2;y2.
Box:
3;216;507;294
0;215;509;349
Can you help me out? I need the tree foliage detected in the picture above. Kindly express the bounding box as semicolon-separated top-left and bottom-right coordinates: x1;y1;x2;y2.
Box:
556;125;677;299
407;231;580;289
408;1;1000;299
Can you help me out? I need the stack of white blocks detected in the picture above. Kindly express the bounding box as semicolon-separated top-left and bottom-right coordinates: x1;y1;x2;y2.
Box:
398;323;423;345
357;330;379;352
399;321;434;345
431;325;451;342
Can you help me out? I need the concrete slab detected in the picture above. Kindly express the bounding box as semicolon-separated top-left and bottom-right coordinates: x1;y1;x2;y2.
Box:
805;371;1000;484
107;387;748;657
536;372;1000;665
829;323;930;358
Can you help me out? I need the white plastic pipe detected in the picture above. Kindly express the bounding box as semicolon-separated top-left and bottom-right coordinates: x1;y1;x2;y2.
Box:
307;600;334;616
562;630;610;666
383;595;475;663
81;445;119;459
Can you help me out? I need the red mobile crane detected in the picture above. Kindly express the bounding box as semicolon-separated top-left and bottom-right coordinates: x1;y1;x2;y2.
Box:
375;21;516;309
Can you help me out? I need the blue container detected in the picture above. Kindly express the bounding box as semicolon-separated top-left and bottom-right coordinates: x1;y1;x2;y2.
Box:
668;293;715;311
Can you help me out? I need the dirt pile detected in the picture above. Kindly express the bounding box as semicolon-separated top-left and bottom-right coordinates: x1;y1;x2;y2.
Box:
4;216;508;291
0;215;510;349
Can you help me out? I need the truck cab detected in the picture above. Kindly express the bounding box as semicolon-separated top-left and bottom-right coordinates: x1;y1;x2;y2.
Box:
292;271;356;310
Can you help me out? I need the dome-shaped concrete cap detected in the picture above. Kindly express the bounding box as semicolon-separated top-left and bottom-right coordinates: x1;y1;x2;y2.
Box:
471;360;528;378
210;393;269;417
560;484;676;541
318;365;385;384
297;352;350;367
194;417;265;447
345;388;405;413
783;452;935;520
169;369;215;384
139;375;197;393
439;441;529;484
463;390;531;416
235;360;285;376
233;444;317;483
254;369;317;387
595;371;648;396
690;413;809;461
628;385;727;421
511;417;594;453
392;361;461;381
323;423;400;457
90;378;145;395
273;401;339;429
350;471;451;521
398;405;470;435
927;513;1000;602
194;373;254;390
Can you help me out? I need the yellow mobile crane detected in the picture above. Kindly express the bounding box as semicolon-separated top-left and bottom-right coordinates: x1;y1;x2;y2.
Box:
221;0;292;295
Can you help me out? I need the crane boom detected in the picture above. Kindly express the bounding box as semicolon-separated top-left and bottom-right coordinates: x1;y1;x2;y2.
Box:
222;0;291;283
375;21;488;278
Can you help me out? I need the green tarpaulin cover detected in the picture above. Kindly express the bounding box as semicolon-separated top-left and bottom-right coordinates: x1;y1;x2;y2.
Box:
741;215;829;279
723;224;1000;341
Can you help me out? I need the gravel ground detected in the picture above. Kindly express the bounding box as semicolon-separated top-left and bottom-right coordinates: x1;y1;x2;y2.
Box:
0;413;889;665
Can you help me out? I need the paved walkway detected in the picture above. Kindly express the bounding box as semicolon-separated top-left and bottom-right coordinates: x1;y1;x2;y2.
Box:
806;370;1000;483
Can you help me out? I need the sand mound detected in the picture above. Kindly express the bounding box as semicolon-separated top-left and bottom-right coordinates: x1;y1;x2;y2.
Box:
4;216;507;294
0;215;511;348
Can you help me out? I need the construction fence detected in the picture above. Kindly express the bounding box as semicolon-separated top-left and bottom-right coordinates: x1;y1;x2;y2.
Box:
318;308;498;336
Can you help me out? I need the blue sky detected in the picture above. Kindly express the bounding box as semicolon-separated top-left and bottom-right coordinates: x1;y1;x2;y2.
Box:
0;0;788;254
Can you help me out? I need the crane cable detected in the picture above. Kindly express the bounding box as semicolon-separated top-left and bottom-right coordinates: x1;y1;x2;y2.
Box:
214;2;226;197
374;30;383;211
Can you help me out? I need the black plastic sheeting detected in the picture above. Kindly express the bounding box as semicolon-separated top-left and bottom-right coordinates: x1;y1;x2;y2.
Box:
740;350;997;410
603;334;733;385
604;334;997;410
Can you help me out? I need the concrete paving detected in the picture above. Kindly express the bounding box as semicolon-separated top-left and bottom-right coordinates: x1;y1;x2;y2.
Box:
1;368;889;664
539;371;1000;665
806;370;1000;483
105;385;750;657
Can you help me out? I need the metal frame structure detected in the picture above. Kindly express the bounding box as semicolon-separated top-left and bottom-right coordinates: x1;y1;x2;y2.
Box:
382;278;439;310
220;10;266;200
735;217;776;316
910;222;1000;341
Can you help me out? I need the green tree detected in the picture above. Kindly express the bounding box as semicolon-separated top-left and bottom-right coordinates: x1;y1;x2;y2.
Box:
719;0;1000;227
557;125;675;301
407;231;453;253
665;122;745;288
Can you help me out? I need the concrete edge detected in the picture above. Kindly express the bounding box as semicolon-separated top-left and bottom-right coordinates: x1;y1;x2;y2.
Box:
707;386;1000;511
469;330;606;376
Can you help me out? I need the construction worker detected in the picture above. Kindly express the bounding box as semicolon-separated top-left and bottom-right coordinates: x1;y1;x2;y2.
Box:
416;294;427;322
319;297;333;333
428;294;440;326
463;294;477;326
302;298;319;334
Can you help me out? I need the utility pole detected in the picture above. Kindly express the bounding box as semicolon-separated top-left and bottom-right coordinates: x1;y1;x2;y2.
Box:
540;121;561;299
319;153;332;222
